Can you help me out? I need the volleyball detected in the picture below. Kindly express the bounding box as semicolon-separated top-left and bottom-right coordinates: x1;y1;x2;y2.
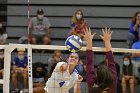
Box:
65;35;83;52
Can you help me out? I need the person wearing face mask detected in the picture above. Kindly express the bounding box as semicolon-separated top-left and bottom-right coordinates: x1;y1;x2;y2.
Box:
120;55;135;93
0;22;8;45
0;49;4;79
69;9;89;40
11;48;28;92
127;11;140;48
29;9;51;46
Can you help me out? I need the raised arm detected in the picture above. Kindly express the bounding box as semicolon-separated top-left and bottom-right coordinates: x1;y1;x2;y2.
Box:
100;27;112;51
83;28;96;87
100;27;117;77
100;27;115;63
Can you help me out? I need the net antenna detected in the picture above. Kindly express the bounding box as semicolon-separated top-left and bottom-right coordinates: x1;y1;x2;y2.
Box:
28;0;30;44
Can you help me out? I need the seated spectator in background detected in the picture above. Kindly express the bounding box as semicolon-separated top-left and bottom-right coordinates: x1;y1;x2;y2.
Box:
69;9;89;40
127;11;140;48
0;23;8;45
131;31;140;80
0;49;4;79
47;50;62;77
11;48;28;92
33;62;46;93
121;55;135;93
29;8;51;45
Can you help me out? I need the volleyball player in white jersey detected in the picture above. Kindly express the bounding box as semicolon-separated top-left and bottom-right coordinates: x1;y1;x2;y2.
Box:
44;52;83;93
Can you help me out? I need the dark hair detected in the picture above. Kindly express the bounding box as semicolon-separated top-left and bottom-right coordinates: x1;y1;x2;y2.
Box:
33;62;45;71
132;11;140;24
37;8;44;14
123;55;131;62
92;65;114;93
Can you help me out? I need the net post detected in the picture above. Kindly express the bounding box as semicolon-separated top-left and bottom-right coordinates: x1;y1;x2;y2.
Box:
28;44;33;93
3;46;15;93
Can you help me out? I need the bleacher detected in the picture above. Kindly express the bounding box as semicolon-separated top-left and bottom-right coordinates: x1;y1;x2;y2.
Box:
6;0;140;63
6;0;140;46
0;0;7;27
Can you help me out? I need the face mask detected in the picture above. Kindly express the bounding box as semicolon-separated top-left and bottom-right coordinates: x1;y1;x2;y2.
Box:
18;55;24;60
123;61;130;66
38;15;44;19
0;55;4;59
76;14;82;20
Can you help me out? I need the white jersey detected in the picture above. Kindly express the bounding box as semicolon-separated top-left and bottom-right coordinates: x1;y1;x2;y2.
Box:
44;62;79;93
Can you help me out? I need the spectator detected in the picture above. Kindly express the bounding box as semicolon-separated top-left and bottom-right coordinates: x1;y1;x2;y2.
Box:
69;9;89;40
47;50;62;77
11;48;28;93
131;31;140;79
121;55;135;93
33;62;46;93
0;23;8;45
127;11;140;48
29;8;51;45
0;49;4;79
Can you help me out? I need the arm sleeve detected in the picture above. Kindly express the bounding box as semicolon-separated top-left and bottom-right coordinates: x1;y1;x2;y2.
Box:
86;50;96;87
106;51;117;79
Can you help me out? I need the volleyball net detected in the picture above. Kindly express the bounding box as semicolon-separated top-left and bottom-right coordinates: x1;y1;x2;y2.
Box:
0;44;140;93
